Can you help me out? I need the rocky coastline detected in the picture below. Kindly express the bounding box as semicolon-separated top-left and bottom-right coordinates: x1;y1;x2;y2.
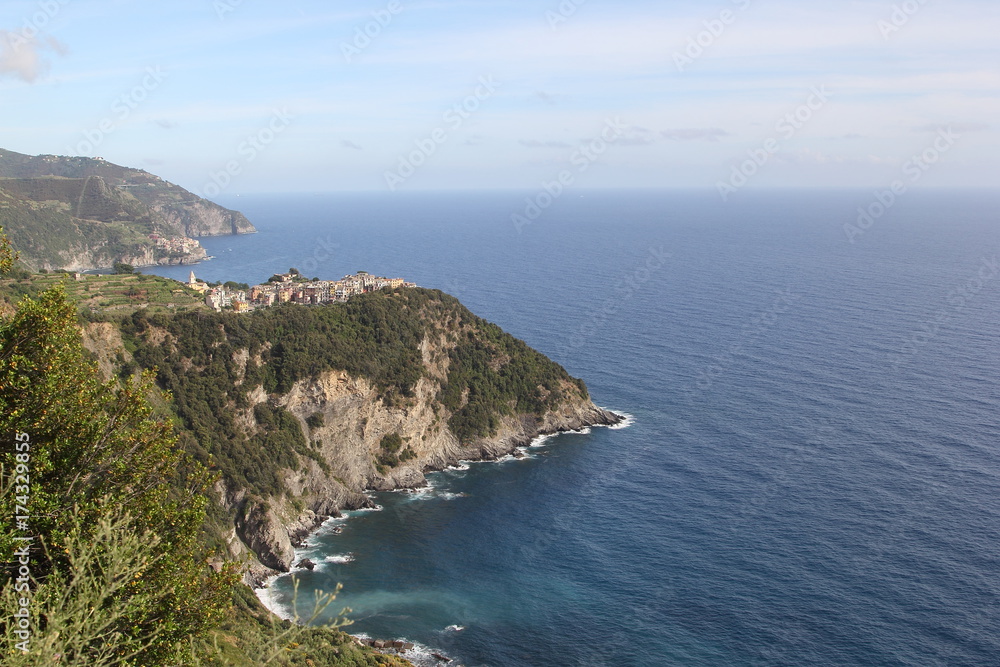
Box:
244;400;623;587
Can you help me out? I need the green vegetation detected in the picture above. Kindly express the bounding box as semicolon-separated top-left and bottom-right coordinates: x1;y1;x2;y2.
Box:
0;228;408;665
109;288;585;500
0;185;155;270
113;262;136;274
0;272;206;313
376;433;414;471
0;267;234;662
439;320;589;443
0;148;255;271
0;223;585;664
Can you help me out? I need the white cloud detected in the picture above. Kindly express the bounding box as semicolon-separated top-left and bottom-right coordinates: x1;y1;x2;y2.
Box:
0;30;66;83
661;128;730;142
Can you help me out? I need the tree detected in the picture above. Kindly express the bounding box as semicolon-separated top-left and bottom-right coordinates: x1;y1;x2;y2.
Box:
113;262;135;274
0;243;235;663
0;226;17;274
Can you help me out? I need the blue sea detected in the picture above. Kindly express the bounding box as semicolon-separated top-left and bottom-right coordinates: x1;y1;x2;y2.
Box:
148;189;1000;667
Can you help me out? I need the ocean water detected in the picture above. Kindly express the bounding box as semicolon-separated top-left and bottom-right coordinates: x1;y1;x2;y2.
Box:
148;189;1000;666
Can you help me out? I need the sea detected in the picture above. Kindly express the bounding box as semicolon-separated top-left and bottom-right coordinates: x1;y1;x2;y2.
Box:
147;189;1000;667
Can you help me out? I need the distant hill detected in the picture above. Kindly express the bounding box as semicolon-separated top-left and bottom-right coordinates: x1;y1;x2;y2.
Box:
0;149;255;271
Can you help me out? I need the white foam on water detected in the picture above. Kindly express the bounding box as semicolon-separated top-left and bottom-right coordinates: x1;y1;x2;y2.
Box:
397;640;459;667
528;432;557;448
602;410;635;430
323;553;355;564
351;503;384;514
598;408;635;431
399;485;435;501
254;578;294;621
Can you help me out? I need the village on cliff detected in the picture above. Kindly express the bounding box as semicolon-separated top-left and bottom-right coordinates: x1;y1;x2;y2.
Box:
186;269;417;312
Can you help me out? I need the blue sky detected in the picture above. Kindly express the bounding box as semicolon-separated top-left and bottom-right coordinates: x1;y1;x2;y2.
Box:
0;0;996;194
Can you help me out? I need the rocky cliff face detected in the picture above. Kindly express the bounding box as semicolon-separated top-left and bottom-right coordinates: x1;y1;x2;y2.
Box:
0;148;255;271
86;289;622;585
154;199;255;237
226;345;619;584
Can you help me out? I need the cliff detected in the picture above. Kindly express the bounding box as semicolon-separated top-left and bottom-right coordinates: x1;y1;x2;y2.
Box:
0;148;254;270
92;287;621;584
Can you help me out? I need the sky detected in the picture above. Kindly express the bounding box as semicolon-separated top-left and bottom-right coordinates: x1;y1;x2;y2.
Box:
0;0;997;195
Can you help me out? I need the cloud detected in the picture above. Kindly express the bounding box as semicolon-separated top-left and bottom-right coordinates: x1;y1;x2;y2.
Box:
660;128;729;142
154;119;177;129
913;122;989;133
534;90;561;105
340;140;363;150
464;135;485;146
609;125;658;147
0;30;66;83
775;149;897;167
520;139;572;149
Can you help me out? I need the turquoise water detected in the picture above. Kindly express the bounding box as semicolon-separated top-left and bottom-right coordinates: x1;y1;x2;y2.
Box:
149;189;1000;666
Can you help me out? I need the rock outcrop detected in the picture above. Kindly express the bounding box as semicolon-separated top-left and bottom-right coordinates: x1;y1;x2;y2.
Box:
228;360;620;578
95;287;622;583
0;148;255;271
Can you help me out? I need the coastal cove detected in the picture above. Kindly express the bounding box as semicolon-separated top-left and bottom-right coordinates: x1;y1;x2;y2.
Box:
257;416;634;667
146;189;1000;666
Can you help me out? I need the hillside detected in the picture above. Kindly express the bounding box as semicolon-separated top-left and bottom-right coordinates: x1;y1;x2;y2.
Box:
0;243;619;663
0;148;255;271
0;266;415;664
86;287;621;581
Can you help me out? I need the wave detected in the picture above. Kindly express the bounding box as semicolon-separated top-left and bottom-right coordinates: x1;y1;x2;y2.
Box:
398;640;457;667
351;635;456;667
323;554;355;565
602;409;636;430
254;579;294;621
528;432;558;448
444;624;465;632
349;503;384;514
398;485;435;501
